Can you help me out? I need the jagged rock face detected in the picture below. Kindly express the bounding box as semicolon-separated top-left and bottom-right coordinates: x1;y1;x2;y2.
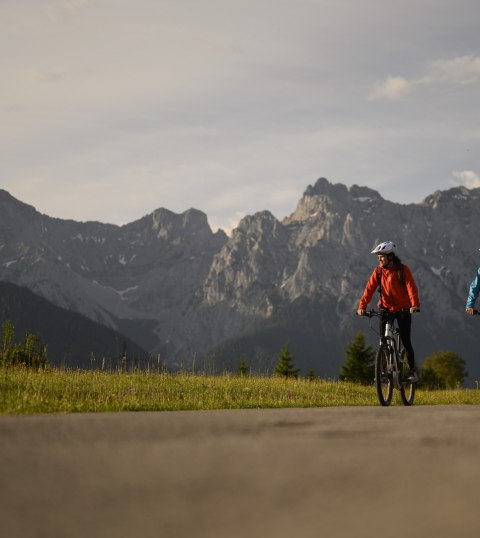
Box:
1;180;480;381
0;190;228;356
201;178;480;378
204;211;290;314
279;179;480;313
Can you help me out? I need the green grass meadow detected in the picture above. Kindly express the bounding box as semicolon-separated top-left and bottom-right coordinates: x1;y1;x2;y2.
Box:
2;366;480;415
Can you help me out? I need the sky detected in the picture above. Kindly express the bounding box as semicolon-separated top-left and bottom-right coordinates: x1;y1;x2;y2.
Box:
1;0;480;233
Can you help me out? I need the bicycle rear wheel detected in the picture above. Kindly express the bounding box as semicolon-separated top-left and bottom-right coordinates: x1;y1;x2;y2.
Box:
399;350;416;406
375;345;393;406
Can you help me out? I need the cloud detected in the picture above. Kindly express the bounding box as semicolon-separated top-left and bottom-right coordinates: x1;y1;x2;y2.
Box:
27;69;63;83
431;55;480;85
208;211;245;236
2;1;480;232
46;0;91;22
369;55;480;101
368;76;412;101
452;170;480;189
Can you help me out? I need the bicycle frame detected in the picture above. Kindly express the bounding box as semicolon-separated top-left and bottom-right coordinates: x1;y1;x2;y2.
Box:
382;317;404;390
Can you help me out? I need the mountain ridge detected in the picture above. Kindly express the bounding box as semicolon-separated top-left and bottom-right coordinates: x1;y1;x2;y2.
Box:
1;178;479;383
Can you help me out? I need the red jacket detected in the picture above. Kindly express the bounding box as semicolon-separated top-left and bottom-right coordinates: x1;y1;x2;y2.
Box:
358;263;420;312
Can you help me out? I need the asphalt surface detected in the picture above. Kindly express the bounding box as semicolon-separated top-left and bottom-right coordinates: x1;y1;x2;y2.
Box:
1;405;480;538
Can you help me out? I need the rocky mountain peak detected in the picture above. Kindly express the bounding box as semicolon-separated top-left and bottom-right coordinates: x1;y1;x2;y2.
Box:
233;210;282;239
0;189;40;228
304;177;349;198
284;177;384;226
422;185;480;209
150;207;207;236
127;206;226;246
349;184;383;201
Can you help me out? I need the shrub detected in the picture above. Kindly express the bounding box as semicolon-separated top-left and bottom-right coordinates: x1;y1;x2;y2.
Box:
0;321;48;369
420;350;467;389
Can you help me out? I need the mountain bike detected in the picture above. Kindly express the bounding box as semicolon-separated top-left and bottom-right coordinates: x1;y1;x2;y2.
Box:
362;309;417;406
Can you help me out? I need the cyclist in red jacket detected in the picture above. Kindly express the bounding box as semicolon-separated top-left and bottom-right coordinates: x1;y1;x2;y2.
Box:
357;241;420;381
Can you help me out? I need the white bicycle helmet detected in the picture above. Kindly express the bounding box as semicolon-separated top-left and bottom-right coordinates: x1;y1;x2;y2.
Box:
371;241;396;255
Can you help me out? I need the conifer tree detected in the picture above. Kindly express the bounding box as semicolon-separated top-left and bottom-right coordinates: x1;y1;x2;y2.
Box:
339;332;374;384
237;359;249;376
274;344;299;379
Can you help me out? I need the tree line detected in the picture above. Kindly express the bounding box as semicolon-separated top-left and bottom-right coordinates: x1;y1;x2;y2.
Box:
339;332;468;389
0;319;469;388
242;333;468;389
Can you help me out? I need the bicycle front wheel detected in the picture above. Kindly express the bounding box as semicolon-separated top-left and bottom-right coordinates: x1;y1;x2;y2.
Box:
399;350;416;406
375;345;393;406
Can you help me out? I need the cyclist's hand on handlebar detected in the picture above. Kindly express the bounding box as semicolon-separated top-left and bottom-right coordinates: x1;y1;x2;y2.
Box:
357;309;366;316
466;307;476;316
410;307;420;314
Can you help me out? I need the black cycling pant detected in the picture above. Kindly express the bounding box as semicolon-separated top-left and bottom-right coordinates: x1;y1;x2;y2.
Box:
379;309;415;370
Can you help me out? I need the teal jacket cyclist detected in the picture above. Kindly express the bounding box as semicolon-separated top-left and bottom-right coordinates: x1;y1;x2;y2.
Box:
466;267;480;315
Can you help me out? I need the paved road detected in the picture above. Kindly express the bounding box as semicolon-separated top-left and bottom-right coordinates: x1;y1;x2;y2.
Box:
1;405;479;538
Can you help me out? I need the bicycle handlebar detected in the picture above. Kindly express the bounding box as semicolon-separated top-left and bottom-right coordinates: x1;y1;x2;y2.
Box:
357;308;420;318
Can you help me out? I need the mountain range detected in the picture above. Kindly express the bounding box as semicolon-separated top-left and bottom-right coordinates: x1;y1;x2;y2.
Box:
1;178;479;383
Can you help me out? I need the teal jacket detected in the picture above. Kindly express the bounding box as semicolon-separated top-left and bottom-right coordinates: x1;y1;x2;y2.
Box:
466;268;480;309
